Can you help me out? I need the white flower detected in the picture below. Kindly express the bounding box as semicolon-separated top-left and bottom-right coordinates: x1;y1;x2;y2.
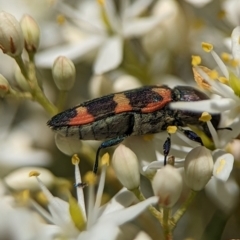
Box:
205;176;239;214
222;0;240;27
35;0;169;74
0;198;54;240
0;105;51;176
170;27;240;151
30;156;158;239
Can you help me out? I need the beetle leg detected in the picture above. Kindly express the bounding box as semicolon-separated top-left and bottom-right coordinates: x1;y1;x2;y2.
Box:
163;135;171;165
181;129;203;145
93;135;127;174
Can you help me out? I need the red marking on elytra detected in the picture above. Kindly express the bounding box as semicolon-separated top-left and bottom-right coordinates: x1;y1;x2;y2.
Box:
141;88;172;113
68;107;94;125
113;93;132;113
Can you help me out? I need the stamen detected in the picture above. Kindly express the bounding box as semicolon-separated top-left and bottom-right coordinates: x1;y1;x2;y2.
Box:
206;121;220;148
167;126;177;134
72;154;86;220
191;55;201;66
202;42;213;52
29;170;40;177
199;112;212;122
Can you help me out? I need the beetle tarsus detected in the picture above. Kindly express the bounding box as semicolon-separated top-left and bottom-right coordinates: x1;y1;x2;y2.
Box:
182;129;203;145
93;135;127;174
163;136;171;165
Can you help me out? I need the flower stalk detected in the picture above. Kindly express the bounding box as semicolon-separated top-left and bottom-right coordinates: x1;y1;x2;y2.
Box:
170;190;197;230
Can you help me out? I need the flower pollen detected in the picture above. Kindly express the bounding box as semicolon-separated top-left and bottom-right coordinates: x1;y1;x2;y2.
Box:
97;0;105;5
209;70;218;79
101;152;110;167
221;52;231;63
56;14;66;25
218;76;228;84
29;170;40;177
199;112;212;122
192;66;211;90
215;158;226;175
167;126;177;134
202;42;213;52
217;10;226;20
72;154;80;165
84;171;97;186
191;55;201;66
230;59;239;68
143;134;154;141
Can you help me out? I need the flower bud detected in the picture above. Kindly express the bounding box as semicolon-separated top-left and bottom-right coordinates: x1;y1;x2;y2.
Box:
52;56;76;91
226;139;240;162
152;165;183;208
0;74;10;97
55;133;82;155
112;144;140;190
184;146;213;191
20;14;40;53
113;75;141;92
0;11;24;57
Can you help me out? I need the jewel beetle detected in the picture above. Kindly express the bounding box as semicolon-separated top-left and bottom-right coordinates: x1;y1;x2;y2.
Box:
47;85;220;174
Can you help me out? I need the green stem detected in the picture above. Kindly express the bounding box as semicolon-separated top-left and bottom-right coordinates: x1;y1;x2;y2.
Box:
163;207;172;240
14;56;58;115
8;88;32;99
170;190;197;230
14;55;28;80
131;188;163;224
28;62;57;115
56;90;68;112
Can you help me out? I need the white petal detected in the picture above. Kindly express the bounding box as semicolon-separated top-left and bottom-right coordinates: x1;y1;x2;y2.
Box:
48;197;79;236
184;0;213;7
4;167;54;191
123;0;154;19
170;98;237;113
205;177;239;214
99;188;136;217
100;197;158;226
213;153;234;181
36;36;103;68
105;0;121;32
123;16;167;37
94;36;123;74
124;136;157;164
210;50;229;79
113;75;142;92
222;0;240;27
231;26;240;68
206;121;220;148
143;161;162;173
78;223;120;240
218;113;240;146
133;231;152;240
